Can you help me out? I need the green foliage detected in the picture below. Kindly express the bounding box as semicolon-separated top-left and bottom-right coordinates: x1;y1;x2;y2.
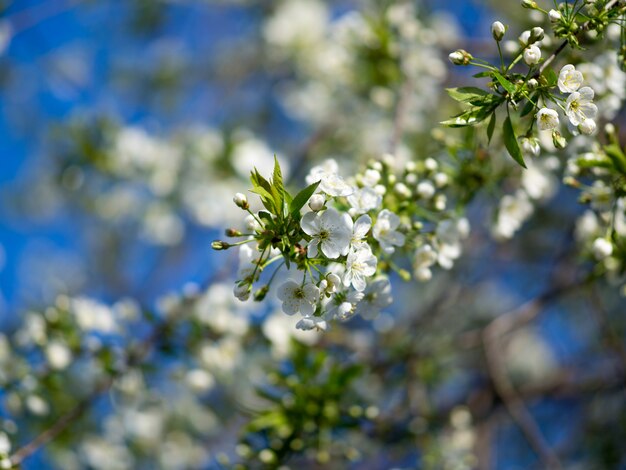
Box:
236;341;366;467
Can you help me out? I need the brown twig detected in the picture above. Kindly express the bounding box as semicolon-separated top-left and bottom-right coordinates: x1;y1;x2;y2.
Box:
482;325;562;469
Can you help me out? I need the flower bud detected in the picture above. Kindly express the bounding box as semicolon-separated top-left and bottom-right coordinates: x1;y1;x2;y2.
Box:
449;49;472;65
416;181;435;199
212;240;230;250
523;45;541;65
592;237;613;260
234;283;251;301
394;182;411;199
530;27;544;42
527;78;539;90
551;130;567;149
308;194;325;212
579;119;597;135
521;0;537;8
233;192;249;210
519;30;531;47
225;228;243;237
491;21;506;41
253;285;269;301
549;9;562;22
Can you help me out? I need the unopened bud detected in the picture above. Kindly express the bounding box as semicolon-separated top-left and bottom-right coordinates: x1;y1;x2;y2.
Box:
592;237;613;260
549;9;562;22
530;27;544;42
523;45;541;65
233;192;249;210
308;194;325;212
449;49;472;65
521;0;537;9
527;78;539;90
225;228;243;237
551;130;567;149
253;285;270;301
491;21;506;41
579;119;597;135
212;240;230;250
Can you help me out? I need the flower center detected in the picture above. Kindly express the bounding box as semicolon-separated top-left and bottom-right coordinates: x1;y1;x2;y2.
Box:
319;229;330;241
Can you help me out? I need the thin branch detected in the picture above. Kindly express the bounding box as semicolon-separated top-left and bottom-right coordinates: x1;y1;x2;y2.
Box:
482;326;562;469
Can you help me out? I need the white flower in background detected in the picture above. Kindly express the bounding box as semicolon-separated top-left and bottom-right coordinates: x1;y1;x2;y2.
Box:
373;210;405;254
343;246;377;291
347;187;382;216
71;297;118;333
301;208;352;258
592;238;613;260
325;289;363;321
45;340;72;370
263;0;329;51
356;278;392;319
523;45;541;66
575;210;600;241
277;281;320;316
414;244;438;281
436;218;470;269
296;316;328;331
231;134;287;180
614;198;626;237
0;431;10;454
493;190;534;239
186;369;215;394
522;158;558;200
536;108;559;130
350;214;372;250
520;137;541;156
549;9;562;21
565;87;597;126
558;64;583;93
361;169;381;187
262;311;319;358
306;158;353;197
237;243;260;280
416;180;436;199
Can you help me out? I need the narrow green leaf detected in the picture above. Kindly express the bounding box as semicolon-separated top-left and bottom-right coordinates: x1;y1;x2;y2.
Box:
520;96;536;117
473;71;491;78
543;68;558;87
503;116;526;168
290;181;321;217
487;112;496;144
493;71;516;95
446;87;490;102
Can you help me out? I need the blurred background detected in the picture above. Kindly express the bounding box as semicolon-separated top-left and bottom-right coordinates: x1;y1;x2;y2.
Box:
0;0;625;469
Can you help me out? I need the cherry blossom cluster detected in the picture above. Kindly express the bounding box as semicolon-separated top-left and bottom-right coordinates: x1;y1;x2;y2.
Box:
216;156;472;330
536;64;599;139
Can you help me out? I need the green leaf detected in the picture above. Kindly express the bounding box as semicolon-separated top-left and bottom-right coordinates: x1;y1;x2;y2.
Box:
503;116;526;168
520;95;537;117
543;68;558;87
289;181;321;217
493;71;516;95
473;71;491;78
446;87;491;102
604;144;626;175
271;156;285;215
441;104;498;128
487;112;496;144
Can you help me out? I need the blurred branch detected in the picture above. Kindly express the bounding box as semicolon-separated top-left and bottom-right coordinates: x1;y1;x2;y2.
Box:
588;286;626;375
5;0;85;36
482;326;562;469
8;264;231;466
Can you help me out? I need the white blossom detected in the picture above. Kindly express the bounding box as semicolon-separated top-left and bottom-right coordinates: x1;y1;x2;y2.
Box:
414;244;438;281
343;246;377;291
493;190;533;239
536;108;559;130
565;87;597;126
558;64;583;93
277;280;320;316
356;278;392;319
301;208;352;258
350;214;372;250
305;159;353;197
373;209;405;254
592;237;613;260
347;187;382;216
